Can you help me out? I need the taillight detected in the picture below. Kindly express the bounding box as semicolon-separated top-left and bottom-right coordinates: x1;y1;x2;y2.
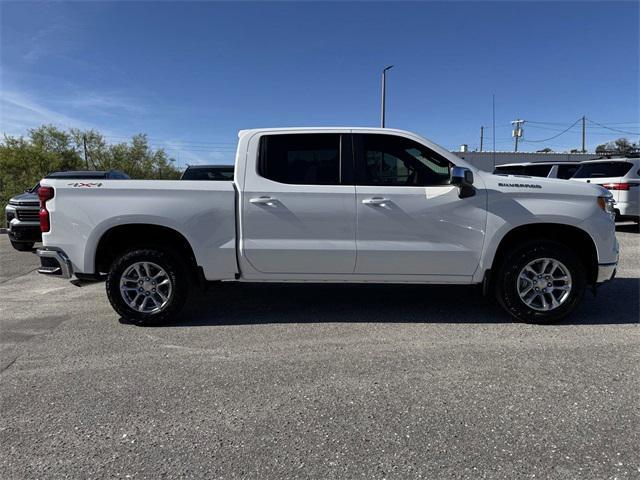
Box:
602;183;630;191
38;186;54;232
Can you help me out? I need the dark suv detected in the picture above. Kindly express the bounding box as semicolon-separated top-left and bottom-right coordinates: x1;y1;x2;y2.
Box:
180;164;234;181
5;170;129;251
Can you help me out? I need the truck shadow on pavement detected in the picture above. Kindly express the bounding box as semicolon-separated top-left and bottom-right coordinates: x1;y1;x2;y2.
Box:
616;223;639;234
143;277;639;327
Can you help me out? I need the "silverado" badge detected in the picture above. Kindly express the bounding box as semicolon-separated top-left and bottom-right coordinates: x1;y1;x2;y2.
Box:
498;182;542;189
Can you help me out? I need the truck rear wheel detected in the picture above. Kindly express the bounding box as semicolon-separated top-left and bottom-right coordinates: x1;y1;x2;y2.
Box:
494;240;586;324
106;248;188;325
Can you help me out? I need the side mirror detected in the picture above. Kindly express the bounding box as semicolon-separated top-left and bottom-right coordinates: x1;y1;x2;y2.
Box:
450;166;475;198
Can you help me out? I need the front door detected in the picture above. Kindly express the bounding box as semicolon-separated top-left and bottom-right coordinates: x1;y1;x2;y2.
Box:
241;132;357;274
353;133;486;277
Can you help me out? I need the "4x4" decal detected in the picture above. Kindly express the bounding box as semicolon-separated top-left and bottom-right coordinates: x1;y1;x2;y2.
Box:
67;182;103;188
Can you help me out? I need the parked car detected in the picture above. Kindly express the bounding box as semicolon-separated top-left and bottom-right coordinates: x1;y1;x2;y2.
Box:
181;164;234;180
5;170;129;251
36;128;617;324
571;157;640;222
494;161;581;179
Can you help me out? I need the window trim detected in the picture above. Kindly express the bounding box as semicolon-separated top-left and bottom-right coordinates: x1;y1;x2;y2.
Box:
352;133;452;187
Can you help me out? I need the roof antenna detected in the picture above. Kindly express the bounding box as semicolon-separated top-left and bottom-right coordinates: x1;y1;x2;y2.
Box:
492;94;496;169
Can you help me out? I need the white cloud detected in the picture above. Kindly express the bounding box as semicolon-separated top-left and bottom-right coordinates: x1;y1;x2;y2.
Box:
23;24;65;63
63;92;146;114
0;90;91;135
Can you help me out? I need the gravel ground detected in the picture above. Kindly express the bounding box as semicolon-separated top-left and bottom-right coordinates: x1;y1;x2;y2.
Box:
1;225;638;479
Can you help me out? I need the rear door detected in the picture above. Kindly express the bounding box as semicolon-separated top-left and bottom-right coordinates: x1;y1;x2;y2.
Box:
353;133;486;277
240;132;357;274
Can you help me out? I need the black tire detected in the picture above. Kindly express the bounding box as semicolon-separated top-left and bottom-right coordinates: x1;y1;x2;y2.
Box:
106;248;189;325
494;240;586;324
10;240;35;252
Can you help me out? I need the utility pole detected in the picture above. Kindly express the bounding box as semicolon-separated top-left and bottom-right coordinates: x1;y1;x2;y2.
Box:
380;65;393;128
479;126;484;152
511;119;525;152
581;115;586;153
83;134;90;169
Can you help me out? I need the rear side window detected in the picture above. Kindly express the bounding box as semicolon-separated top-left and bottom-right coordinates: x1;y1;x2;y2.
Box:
494;165;526;175
573;161;633;178
259;134;341;185
557;164;579;179
523;164;553;177
354;134;450;186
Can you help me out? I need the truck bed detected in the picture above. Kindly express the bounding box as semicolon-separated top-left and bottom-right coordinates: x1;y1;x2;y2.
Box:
40;179;238;280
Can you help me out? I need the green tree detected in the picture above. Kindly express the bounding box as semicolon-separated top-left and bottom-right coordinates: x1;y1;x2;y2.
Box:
595;138;639;155
0;125;181;207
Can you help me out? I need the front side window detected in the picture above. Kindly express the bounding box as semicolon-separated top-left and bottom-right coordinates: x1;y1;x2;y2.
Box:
258;134;341;185
573;161;633;178
355;134;451;186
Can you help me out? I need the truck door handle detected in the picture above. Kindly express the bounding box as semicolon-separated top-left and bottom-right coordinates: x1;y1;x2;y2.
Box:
250;196;277;206
362;197;389;206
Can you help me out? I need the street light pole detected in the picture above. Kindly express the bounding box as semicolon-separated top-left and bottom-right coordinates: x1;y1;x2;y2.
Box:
381;65;393;128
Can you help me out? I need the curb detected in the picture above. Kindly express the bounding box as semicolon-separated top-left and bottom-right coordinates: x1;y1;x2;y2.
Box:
0;228;7;234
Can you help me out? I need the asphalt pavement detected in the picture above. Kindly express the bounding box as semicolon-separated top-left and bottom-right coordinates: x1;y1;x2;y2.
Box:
1;226;638;479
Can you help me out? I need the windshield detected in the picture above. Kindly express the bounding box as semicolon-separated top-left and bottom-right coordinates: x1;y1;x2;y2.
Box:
572;161;633;178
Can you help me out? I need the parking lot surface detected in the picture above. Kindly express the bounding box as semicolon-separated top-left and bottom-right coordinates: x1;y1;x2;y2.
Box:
1;226;639;479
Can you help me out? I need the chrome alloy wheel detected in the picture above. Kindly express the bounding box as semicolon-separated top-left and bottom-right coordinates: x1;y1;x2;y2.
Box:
517;258;572;312
119;261;173;314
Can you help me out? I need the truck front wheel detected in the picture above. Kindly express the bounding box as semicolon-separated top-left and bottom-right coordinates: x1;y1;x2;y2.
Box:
106;248;188;325
494;240;586;324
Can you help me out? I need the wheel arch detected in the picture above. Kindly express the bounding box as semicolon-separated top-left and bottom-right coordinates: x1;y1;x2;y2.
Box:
489;223;599;286
94;223;200;279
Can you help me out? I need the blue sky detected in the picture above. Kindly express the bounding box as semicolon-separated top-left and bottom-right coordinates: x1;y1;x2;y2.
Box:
1;1;638;165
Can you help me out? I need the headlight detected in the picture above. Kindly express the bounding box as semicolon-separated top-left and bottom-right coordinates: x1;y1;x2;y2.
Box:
597;196;616;220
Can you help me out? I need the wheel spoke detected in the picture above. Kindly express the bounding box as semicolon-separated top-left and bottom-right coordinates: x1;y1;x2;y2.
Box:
150;295;160;308
520;284;534;296
540;259;550;275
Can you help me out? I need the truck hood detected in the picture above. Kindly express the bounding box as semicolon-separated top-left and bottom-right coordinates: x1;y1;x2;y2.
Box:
8;191;40;206
478;171;610;198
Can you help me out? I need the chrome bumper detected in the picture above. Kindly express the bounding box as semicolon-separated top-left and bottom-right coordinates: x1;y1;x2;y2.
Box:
37;248;73;279
596;263;617;283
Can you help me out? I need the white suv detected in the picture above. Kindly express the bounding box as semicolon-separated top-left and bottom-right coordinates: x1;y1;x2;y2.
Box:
571;157;640;222
494;161;581;180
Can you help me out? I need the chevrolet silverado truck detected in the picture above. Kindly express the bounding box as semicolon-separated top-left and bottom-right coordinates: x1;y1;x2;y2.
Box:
36;128;618;324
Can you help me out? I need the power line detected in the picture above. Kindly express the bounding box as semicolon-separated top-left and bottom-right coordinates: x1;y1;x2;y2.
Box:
586;118;640;136
521;117;582;143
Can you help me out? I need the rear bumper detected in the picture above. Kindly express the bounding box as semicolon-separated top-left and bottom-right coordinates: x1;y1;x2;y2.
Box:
616;201;639;218
37;248;73;279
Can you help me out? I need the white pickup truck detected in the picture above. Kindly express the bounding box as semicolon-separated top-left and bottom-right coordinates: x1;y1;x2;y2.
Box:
37;128;618;324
